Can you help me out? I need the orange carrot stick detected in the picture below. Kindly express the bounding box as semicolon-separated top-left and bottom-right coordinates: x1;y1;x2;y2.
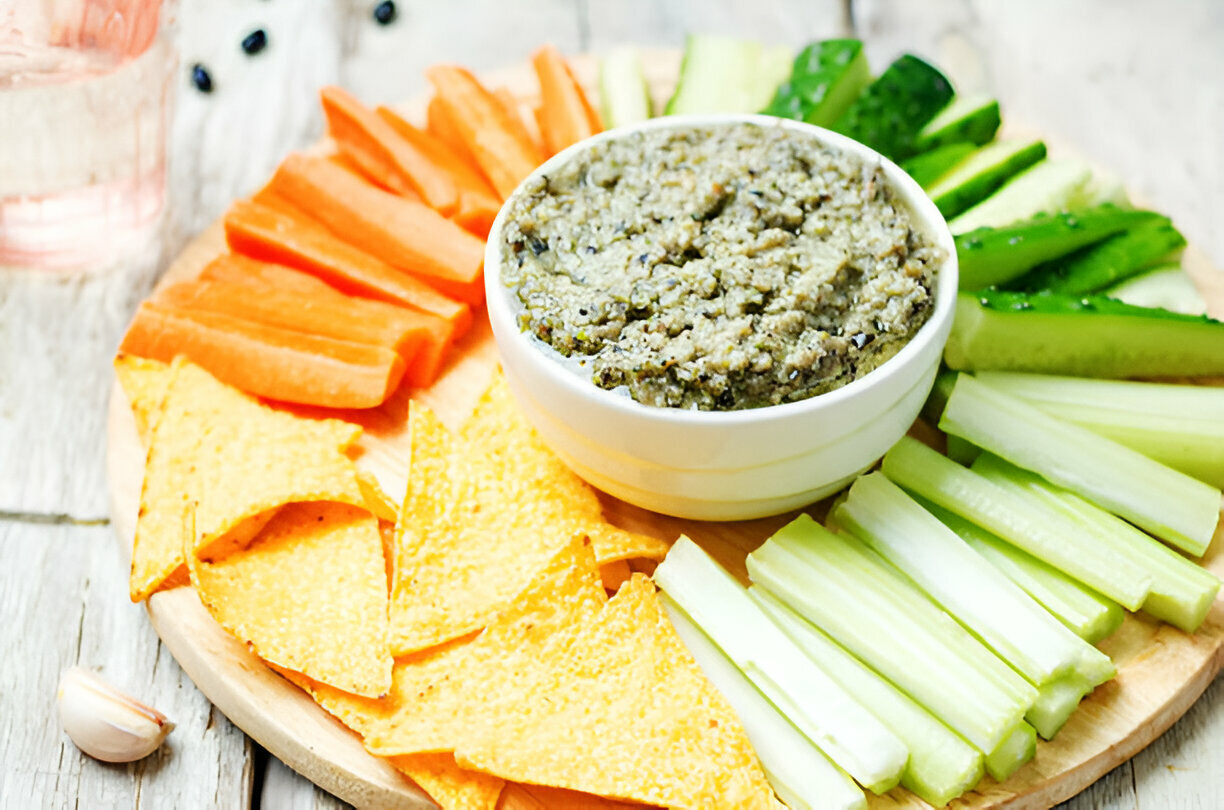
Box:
532;44;603;156
426;94;479;174
425;65;546;199
120;303;406;409
375;106;503;238
154;276;431;363
225;200;471;336
197;254;458;388
492;85;544;154
321;85;459;215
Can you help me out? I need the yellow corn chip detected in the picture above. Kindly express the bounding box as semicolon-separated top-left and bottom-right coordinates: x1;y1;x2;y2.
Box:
113;354;173;447
500;783;647;809
189;501;392;697
454;575;774;809
598;560;632;592
357;470;399;523
460;373;672;566
387;404;589;655
388;754;505;810
130;359;366;601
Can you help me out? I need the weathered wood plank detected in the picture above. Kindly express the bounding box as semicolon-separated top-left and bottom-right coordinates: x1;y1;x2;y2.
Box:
261;757;354;810
0;520;252;808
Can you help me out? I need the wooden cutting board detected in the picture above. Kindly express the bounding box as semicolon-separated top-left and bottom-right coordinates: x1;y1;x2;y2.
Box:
107;51;1224;809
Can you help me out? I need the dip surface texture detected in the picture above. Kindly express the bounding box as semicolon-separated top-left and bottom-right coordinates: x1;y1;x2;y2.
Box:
500;122;940;410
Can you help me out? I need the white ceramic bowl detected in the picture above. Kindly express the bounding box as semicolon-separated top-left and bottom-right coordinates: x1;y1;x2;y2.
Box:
484;114;958;521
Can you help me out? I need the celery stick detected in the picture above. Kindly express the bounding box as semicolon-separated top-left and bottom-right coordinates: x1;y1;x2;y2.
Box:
973;454;1221;632
660;596;868;810
974;371;1224;488
881;436;1152;609
1027;674;1095;740
917;497;1124;644
746;516;1035;754
652;537;908;793
946;434;982;466
984;722;1037;783
751;588;984;806
941;374;1222;556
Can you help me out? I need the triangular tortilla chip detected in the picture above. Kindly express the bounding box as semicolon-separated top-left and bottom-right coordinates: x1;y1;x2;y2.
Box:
388;754;505;810
113;354;173;447
190;501;392;696
460;373;672;566
130;359;365;601
454;575;774;809
387;403;588;655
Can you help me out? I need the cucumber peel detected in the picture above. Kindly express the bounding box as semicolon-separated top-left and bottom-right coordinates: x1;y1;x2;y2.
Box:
832;54;954;160
1019;218;1186;295
902;142;978;188
927;139;1047;220
950;159;1092;234
916;92;1002;151
762;39;870;127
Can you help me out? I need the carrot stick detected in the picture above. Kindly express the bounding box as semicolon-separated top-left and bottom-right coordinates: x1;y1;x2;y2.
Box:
197;253;458;387
321;85;459;215
531;44;603;156
492;85;544;155
426;94;479;175
224;200;472;336
120;303;406;409
154;277;431;363
425;64;546;199
375;106;502;238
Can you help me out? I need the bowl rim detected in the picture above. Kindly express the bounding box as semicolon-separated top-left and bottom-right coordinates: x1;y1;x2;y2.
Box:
484;112;959;427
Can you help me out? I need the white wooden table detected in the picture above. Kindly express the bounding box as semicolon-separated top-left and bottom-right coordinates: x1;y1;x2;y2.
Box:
2;1;1221;807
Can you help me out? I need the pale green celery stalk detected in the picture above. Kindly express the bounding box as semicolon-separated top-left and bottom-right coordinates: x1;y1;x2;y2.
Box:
830;473;1114;740
916;496;1124;644
652;536;908;794
880;436;1152;610
974;371;1224;488
750;588;983;807
984;723;1037;782
745;515;1035;754
973;454;1222;633
946;434;982;466
940;374;1222;557
660;595;867;810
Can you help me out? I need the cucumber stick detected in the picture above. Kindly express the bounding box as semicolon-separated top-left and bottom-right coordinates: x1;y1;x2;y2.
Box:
918;497;1125;644
927;139;1047;219
949;159;1092;234
652;536;907;793
943;290;1224;378
598;47;653;127
1104;263;1208;315
881;436;1153;610
747;515;1037;754
916;93;1001;151
762;39;870;127
941;374;1222;557
751;589;984;807
1019;218;1186;295
660;596;868;810
666;34;790;114
973;371;1224;487
830;473;1114;739
902;142;977;188
956;204;1162;290
832;54;954;161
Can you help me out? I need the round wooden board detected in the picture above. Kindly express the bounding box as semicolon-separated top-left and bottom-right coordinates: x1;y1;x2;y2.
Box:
107;51;1224;809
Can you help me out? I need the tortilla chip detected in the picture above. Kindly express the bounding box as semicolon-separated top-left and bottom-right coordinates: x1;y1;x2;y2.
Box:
454;575;774;809
388;754;505;810
460;373;671;566
113;354;173;447
598;560;632;592
357;470;399;523
387;404;587;655
189;501;392;696
500;784;648;809
130;359;366;601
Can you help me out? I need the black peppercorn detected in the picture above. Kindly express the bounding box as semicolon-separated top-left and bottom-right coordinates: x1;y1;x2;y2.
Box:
241;29;268;56
191;63;213;93
373;0;397;24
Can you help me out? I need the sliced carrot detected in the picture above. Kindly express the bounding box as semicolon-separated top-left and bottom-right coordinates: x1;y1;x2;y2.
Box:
268;153;486;306
531;44;603;156
425;64;546;199
321;85;459;215
120;302;406;409
154;277;431;363
563;56;604;133
375;106;502;237
426;94;479;175
193;255;457;389
250;182;309;220
492;85;544;154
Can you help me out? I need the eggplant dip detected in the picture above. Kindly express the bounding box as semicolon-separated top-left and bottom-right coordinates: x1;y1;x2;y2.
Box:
499;121;940;411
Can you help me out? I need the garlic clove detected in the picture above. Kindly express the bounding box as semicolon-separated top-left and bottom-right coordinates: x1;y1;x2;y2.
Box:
57;667;175;763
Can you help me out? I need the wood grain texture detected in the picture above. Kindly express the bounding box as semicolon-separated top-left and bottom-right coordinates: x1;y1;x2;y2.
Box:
103;48;1224;808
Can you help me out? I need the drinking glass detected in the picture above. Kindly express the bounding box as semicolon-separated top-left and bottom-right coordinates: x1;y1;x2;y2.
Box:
0;0;174;272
